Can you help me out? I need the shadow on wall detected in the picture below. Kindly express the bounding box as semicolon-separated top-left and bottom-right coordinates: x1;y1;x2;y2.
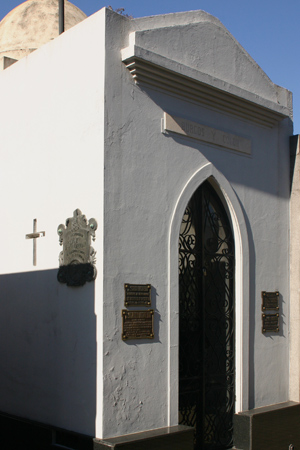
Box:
238;200;256;409
138;84;292;201
0;269;96;437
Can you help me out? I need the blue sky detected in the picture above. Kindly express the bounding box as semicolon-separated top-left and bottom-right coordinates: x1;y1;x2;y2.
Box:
1;0;299;133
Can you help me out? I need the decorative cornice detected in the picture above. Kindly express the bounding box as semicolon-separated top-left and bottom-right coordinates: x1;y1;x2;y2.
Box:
122;46;289;128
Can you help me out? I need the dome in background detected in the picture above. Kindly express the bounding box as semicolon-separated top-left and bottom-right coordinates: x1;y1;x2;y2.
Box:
0;0;87;61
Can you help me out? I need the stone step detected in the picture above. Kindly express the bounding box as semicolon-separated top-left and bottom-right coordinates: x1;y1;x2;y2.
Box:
94;425;194;450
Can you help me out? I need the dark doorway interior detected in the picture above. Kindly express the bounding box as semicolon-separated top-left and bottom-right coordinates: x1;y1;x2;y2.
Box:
178;180;235;450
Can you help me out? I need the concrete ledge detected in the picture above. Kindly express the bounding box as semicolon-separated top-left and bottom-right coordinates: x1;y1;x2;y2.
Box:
234;401;300;450
93;425;194;450
122;45;290;127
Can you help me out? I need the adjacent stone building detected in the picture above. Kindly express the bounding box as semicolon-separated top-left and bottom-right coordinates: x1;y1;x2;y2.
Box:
0;0;86;66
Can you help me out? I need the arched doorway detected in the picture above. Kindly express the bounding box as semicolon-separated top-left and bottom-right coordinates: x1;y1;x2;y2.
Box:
178;180;235;450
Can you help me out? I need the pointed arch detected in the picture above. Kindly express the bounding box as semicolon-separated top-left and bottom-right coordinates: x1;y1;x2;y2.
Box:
168;162;250;426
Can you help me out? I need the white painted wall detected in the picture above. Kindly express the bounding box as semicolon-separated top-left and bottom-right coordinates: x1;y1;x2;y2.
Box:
101;9;292;438
0;7;293;442
0;8;105;436
290;135;300;402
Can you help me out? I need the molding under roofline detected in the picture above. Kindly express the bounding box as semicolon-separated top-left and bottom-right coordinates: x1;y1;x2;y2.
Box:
122;45;290;128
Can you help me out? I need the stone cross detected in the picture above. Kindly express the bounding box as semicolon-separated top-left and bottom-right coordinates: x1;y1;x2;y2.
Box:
25;219;45;266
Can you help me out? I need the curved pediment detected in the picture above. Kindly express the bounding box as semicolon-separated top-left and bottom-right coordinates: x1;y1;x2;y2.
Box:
131;11;289;107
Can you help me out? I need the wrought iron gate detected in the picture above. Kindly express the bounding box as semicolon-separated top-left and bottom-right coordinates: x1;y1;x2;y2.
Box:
178;181;235;450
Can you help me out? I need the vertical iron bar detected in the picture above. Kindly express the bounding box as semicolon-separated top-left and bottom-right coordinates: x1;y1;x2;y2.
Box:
59;0;65;34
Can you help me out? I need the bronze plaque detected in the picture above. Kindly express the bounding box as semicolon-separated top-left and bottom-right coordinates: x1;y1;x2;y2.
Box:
122;310;154;340
124;284;151;307
261;291;279;311
262;313;279;333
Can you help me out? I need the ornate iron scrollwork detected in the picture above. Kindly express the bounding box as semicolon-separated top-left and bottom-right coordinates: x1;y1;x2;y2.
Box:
179;181;235;450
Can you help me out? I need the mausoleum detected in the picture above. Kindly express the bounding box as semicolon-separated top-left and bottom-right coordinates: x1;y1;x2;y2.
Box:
0;0;86;67
0;1;299;450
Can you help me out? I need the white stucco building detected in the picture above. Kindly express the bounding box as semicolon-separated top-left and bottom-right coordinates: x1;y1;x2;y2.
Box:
0;2;299;450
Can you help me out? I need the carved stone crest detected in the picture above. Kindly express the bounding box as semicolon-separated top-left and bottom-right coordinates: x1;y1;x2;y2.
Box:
57;209;97;287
